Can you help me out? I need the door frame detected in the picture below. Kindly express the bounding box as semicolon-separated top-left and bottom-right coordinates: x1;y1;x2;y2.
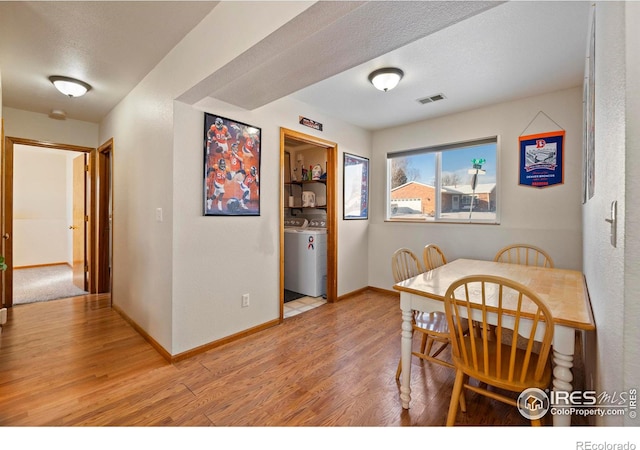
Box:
96;139;114;294
279;128;337;318
1;136;112;307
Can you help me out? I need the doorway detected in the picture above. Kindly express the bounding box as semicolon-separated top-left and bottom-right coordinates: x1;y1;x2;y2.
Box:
1;136;113;307
280;128;337;320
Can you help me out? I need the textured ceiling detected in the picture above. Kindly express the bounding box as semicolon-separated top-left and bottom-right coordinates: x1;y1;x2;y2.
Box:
0;1;592;131
190;1;591;130
189;1;500;110
289;1;592;129
0;1;218;122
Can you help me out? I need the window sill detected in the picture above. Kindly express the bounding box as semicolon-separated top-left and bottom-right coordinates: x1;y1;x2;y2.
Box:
385;217;500;225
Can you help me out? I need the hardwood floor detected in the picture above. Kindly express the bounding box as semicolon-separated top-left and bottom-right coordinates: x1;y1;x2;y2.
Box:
0;289;587;426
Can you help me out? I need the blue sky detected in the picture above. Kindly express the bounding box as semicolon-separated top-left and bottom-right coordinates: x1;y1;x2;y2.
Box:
407;143;497;186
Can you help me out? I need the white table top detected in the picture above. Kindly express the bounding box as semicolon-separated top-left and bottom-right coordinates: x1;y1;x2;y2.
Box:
394;258;595;331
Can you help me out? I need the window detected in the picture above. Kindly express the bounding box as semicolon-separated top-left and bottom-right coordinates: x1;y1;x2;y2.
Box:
387;137;498;223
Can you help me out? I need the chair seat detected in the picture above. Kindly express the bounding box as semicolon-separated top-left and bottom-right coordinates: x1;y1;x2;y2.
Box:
415;311;469;337
414;311;448;335
454;336;552;392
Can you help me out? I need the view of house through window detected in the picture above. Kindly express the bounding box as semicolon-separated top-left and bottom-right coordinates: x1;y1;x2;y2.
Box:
387;137;498;223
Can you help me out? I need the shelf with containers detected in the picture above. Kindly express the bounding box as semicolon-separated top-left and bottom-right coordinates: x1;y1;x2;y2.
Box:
284;179;327;210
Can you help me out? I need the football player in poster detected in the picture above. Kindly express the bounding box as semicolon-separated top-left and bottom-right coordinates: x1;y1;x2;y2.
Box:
241;128;259;157
207;117;232;154
206;158;232;212
228;142;245;181
239;165;259;210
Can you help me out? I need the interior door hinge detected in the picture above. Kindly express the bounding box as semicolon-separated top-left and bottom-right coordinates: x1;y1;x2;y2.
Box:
85;164;90;172
85;265;89;272
85;215;89;222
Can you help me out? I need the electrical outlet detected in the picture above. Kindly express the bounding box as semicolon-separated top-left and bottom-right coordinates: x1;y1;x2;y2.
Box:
241;294;250;308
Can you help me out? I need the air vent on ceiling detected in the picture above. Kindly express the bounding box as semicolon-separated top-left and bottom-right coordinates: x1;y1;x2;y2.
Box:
417;93;446;105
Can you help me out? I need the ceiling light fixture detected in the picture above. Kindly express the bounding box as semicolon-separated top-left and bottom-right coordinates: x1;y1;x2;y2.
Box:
49;109;67;120
368;67;404;92
49;75;92;97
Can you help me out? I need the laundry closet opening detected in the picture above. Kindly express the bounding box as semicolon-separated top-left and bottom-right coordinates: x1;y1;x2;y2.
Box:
280;128;337;319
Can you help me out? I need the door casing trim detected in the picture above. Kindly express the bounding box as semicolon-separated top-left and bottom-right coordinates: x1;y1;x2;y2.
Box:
279;128;338;319
1;136;112;306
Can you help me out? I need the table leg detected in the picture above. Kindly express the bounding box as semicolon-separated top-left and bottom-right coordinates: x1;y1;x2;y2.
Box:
400;307;413;409
551;326;576;426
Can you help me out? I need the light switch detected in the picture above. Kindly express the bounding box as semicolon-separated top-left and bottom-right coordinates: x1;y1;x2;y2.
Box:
156;208;163;222
605;201;617;247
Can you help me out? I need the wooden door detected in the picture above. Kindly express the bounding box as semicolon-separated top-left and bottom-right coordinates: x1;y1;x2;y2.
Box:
72;154;87;290
96;140;113;294
1;122;13;307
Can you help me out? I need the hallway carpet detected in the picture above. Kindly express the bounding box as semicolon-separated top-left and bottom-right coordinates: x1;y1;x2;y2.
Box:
13;265;88;305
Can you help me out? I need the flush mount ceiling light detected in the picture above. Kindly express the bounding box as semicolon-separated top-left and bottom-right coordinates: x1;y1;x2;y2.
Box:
49;75;92;97
49;109;67;120
368;67;404;92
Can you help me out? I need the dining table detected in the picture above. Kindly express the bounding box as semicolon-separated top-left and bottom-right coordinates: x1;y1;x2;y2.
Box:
393;258;596;426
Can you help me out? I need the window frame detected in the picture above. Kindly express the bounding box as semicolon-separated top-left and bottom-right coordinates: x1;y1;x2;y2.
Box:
386;136;500;224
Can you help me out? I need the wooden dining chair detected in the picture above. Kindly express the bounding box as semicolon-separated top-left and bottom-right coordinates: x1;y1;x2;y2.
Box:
494;244;554;268
492;244;554;343
423;243;447;271
443;275;554;426
391;248;454;380
424;243;486;340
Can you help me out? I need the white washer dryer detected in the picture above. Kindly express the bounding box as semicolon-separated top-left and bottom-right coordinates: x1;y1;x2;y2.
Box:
284;218;327;297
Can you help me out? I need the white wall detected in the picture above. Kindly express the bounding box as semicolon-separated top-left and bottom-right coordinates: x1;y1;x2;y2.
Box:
369;87;584;290
623;1;640;427
583;2;640;426
172;95;370;354
98;1;335;355
13;146;75;267
2;107;98;148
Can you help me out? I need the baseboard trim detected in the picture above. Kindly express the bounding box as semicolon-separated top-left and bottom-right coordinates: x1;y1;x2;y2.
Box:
112;304;173;363
367;286;399;296
338;286;399;300
14;262;70;270
112;303;281;364
171;319;281;363
113;285;396;364
336;286;369;301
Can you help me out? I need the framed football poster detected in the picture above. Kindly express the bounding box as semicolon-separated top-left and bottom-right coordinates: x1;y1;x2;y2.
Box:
203;113;261;216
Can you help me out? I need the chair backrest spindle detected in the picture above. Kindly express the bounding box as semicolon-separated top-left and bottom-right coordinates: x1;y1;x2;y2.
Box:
423;244;447;271
392;248;423;283
494;244;554;268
